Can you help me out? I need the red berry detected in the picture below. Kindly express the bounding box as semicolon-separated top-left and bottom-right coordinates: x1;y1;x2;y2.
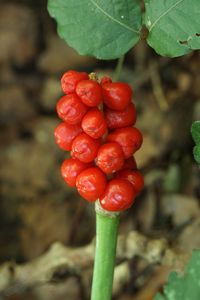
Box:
102;82;132;110
54;122;82;151
76;167;107;202
61;70;88;94
96;142;124;174
115;169;144;194
100;76;112;85
122;157;137;170
81;108;107;139
76;80;103;107
56;94;88;125
107;127;143;158
61;158;92;187
99;179;136;211
105;103;136;129
71;133;100;163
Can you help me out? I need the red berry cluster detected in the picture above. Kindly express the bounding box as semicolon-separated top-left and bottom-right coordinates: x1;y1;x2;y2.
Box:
54;70;144;212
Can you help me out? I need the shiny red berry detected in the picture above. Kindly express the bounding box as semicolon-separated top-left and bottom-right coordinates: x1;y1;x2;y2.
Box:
54;122;82;151
56;94;88;125
76;167;107;202
71;133;100;163
96;142;124;174
105;103;136;129
115;169;144;194
107;127;143;158
122;157;137;170
100;76;112;85
76;80;103;107
102;82;132;110
99;179;136;211
61;70;88;94
81;108;107;139
61;158;92;187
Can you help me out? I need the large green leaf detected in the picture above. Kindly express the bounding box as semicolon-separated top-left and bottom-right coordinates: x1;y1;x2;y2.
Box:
154;250;200;300
47;0;142;60
144;0;200;57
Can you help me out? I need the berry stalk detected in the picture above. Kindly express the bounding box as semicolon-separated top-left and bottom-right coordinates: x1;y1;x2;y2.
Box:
113;55;125;81
91;202;120;300
54;69;144;299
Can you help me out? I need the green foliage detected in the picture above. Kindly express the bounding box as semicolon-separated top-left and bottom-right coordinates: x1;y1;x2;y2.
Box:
47;0;200;59
191;121;200;145
47;0;142;60
154;250;200;300
144;0;200;57
193;145;200;164
191;121;200;164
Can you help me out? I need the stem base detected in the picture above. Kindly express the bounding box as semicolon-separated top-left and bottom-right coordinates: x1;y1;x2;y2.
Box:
91;209;119;300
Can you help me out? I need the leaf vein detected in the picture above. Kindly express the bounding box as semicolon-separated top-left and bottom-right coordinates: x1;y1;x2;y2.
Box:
89;0;139;33
149;0;184;32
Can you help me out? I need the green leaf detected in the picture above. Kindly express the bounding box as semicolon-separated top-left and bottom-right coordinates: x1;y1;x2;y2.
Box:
47;0;142;60
193;145;200;164
154;250;200;300
144;0;200;57
191;121;200;145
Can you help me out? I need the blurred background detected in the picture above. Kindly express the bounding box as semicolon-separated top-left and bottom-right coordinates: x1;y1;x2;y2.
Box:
0;0;200;299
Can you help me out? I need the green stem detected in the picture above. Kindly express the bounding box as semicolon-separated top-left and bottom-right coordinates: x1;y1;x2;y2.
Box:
91;202;120;300
113;55;125;81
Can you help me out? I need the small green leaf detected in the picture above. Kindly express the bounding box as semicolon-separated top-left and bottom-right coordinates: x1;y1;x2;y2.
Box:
47;0;142;60
144;0;200;57
191;121;200;145
154;250;200;300
193;145;200;164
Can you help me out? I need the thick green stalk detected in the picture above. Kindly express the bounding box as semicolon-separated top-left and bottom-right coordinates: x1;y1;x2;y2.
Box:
91;202;120;300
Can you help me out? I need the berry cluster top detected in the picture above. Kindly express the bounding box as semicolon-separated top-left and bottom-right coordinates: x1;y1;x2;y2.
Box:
54;70;144;212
